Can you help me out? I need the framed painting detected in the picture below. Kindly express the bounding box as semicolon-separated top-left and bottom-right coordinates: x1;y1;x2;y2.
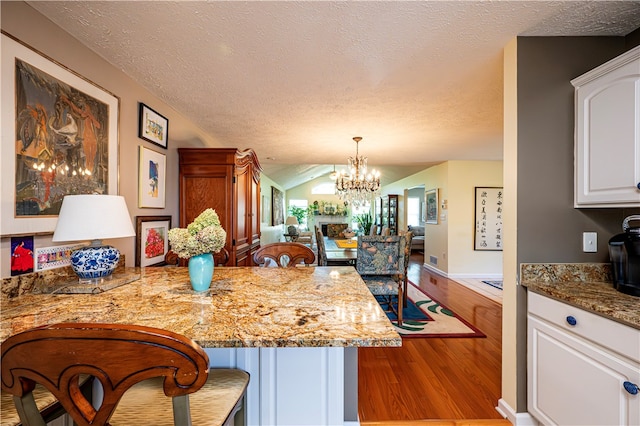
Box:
138;146;166;208
271;186;284;226
425;188;438;224
138;103;168;148
474;187;504;251
0;33;119;236
135;215;171;267
10;236;34;276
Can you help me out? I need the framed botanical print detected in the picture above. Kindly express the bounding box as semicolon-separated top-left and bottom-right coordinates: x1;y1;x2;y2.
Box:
138;103;168;148
135;215;171;267
1;32;119;236
425;189;438;224
138;146;166;208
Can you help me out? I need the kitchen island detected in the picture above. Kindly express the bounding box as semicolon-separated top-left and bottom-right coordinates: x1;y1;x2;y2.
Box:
1;266;401;425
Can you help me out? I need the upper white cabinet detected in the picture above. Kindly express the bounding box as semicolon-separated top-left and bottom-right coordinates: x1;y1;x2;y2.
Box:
572;46;640;207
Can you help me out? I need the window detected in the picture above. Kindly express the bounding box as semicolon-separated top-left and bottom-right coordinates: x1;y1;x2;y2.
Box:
407;197;420;226
311;183;336;195
288;199;308;228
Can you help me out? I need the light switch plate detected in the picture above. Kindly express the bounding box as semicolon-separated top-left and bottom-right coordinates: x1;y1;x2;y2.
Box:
583;232;597;252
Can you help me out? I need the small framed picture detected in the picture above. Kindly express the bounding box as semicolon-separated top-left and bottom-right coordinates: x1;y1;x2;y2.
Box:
138;103;168;148
138;146;166;208
136;216;172;267
425;188;438;224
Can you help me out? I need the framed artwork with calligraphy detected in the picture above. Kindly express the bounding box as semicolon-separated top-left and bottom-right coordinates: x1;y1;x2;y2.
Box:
474;187;503;251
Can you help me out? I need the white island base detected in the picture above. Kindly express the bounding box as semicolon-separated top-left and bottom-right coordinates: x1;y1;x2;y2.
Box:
207;347;359;426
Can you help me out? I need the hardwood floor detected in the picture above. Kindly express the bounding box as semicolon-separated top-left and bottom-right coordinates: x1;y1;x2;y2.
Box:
358;253;507;424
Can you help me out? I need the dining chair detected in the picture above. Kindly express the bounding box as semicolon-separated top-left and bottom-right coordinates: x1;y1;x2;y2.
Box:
369;224;379;236
356;235;407;325
1;323;249;426
253;242;316;267
397;230;414;306
315;225;328;266
326;223;348;238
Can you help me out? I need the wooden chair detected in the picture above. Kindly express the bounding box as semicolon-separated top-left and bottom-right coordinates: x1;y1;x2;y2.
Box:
315;225;327;266
356;235;407;325
165;247;230;267
253;242;316;267
1;323;249;426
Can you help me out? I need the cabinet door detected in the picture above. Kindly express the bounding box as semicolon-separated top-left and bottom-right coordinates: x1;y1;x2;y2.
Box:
574;49;640;207
528;315;640;426
235;164;251;261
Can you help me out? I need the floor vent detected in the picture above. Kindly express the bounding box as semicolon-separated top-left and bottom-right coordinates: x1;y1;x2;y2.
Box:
429;255;438;265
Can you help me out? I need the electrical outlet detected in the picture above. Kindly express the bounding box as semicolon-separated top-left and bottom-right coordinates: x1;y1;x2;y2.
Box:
583;232;597;253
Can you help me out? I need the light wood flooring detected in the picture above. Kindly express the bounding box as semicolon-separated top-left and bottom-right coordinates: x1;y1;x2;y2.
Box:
358;253;509;425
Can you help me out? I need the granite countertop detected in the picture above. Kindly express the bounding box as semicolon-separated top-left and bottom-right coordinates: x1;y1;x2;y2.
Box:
521;263;640;330
1;266;402;348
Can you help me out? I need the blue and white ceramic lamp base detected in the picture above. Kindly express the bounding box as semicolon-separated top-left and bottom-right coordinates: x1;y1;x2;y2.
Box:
71;244;120;282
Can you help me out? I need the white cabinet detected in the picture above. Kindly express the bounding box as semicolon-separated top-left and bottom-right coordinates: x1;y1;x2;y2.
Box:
527;292;640;426
572;46;640;207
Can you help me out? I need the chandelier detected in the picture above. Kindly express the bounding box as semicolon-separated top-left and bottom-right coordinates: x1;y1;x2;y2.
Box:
335;137;381;207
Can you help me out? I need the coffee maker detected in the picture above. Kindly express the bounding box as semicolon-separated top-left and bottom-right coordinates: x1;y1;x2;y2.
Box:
609;215;640;297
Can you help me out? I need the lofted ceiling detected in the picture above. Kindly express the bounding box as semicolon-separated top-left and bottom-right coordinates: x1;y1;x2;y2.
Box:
26;1;640;189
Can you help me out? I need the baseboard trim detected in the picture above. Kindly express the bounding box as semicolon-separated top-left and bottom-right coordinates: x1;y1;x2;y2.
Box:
496;399;538;426
448;273;503;280
422;263;448;277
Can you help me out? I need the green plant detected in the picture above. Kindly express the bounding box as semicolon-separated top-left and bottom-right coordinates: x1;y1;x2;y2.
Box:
354;213;373;235
288;206;307;225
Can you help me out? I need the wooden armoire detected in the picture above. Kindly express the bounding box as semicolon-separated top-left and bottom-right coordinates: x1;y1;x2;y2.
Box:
178;148;262;266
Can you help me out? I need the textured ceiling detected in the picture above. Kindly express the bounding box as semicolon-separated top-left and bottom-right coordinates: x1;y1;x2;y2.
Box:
26;1;640;189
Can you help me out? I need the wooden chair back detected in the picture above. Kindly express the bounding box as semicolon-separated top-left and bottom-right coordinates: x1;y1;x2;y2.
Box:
315;225;327;266
1;323;210;426
253;242;316;267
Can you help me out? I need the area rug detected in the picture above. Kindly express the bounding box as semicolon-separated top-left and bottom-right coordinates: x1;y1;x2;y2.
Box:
481;280;503;290
376;281;486;338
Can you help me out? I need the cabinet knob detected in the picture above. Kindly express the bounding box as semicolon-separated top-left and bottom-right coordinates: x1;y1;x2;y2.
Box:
637;182;640;190
566;315;577;326
623;381;639;395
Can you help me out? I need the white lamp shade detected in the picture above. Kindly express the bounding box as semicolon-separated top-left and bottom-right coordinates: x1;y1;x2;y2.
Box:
285;216;299;226
52;195;135;242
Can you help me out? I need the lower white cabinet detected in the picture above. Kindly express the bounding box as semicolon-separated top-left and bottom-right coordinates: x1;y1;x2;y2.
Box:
527;292;640;426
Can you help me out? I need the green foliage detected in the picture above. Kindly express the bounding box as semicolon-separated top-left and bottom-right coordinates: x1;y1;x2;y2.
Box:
288;206;307;224
354;213;373;235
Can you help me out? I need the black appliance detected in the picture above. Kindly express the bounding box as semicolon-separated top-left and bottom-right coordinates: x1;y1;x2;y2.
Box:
609;215;640;297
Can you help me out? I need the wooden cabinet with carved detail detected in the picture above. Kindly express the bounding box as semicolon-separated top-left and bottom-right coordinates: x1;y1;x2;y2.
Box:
178;148;262;266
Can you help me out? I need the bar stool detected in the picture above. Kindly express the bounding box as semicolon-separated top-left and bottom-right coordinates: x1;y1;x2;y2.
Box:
1;323;249;426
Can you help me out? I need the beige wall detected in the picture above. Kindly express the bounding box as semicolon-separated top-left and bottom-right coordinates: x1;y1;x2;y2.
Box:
383;161;503;277
0;2;223;276
447;161;503;278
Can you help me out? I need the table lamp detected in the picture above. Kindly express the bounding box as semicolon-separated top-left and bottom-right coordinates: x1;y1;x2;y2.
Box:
52;194;135;282
285;216;299;235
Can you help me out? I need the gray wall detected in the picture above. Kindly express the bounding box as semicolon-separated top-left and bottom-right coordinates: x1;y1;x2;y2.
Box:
514;35;640;411
517;37;640;265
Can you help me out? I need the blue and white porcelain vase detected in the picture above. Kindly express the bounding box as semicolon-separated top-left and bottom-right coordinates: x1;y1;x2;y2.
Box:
188;253;214;292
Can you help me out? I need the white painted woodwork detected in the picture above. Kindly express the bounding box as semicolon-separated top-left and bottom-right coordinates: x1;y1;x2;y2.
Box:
206;347;354;426
527;292;640;426
572;45;640;207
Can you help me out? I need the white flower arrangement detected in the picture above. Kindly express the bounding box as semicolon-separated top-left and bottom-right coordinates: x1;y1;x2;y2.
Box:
168;209;227;259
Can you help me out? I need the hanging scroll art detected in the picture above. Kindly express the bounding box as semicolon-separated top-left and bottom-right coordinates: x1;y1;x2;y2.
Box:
474;187;503;251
